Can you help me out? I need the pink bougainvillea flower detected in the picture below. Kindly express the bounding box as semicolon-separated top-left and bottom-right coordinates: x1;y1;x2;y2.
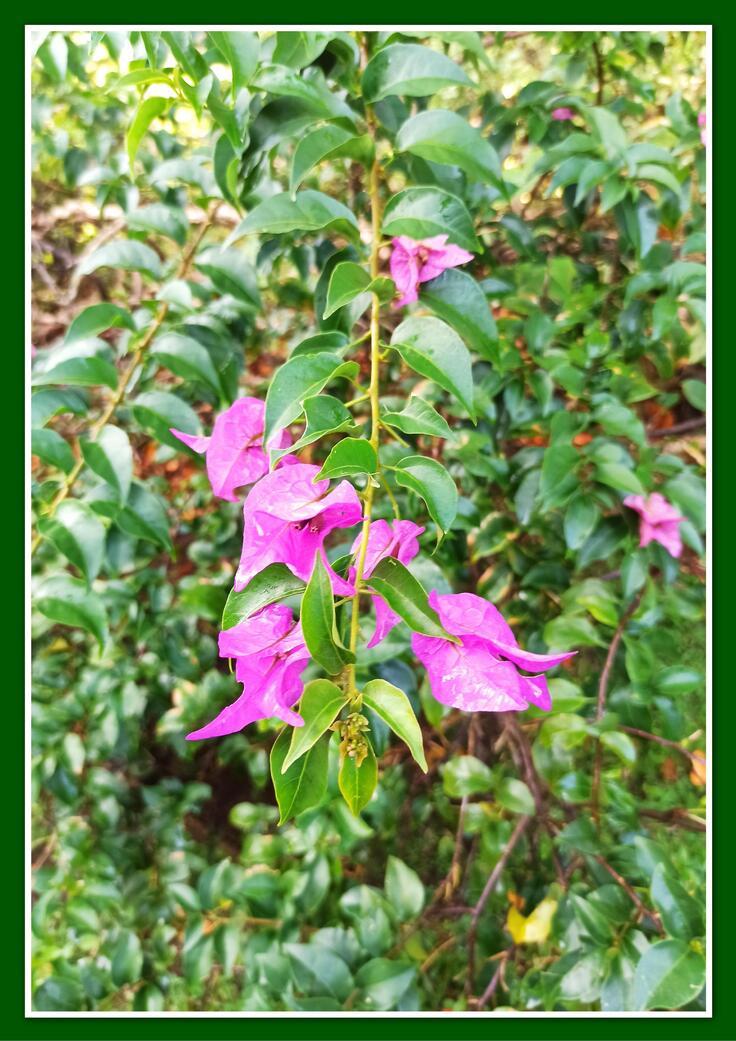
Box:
348;519;425;648
235;462;363;594
698;112;706;127
170;397;291;503
551;107;575;121
623;492;685;558
187;605;310;739
412;591;576;714
390;235;474;307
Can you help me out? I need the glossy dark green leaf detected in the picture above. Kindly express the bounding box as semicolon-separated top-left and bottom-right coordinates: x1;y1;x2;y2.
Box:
77;239;163;280
264;352;358;444
35;574;108;649
382;187;480;253
291;124;373;197
365;557;457;641
362;43;471;102
632;939;706;1010
81;426;133;503
442;755;492;797
650;864;704;940
390;316;475;419
195;247;261;309
272;395;357;464
127;96;168;170
64;303;136;345
397;109;502;187
33;355;118;390
31;388;89;428
38;501;106;583
208;30;259;90
323;261;394;318
384;856;425;921
381;396;453;440
253;64;356;123
301;552;355;675
282;679;347;772
339;742;378;815
116;482;172;550
131;390;202;450
284;941;354;1000
497;777;535;815
392;455;459;534
31;428;75;473
150;332;223;398
420;269;497;359
362;678;427;772
289;332;349;358
111;930;143;986
270;727;330;824
315;438;377;479
228;190;360;245
222;563;306;630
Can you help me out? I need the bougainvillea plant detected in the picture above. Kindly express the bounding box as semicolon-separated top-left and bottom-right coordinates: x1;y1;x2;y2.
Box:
31;29;706;1013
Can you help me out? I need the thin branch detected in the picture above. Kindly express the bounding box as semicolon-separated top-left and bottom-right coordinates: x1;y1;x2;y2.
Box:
592;39;605;105
648;417;706;440
594;855;664;935
622;726;706;766
591;589;644;820
476;947;513;1011
466;814;531;994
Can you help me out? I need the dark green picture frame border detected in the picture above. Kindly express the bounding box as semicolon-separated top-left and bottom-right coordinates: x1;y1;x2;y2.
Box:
16;11;723;1041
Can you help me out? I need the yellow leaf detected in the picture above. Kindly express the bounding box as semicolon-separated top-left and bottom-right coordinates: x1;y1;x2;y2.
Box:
506;896;558;945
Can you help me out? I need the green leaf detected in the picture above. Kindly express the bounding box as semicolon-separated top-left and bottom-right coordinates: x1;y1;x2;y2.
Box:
392;455;459;535
390;316;475;420
290;332;349;358
355;957;416;1011
282;679;347;772
33;355;118;390
540;444;579;508
272;395;357;464
600;730;637;765
77;239;163;280
595;462;645;496
131;390;202;450
195;247;261;309
31;388;88;428
365;557;457;641
111;930;143;986
637;163;682;197
151;157;216;196
362;678;427;772
34;976;84;1012
632;940;705;1010
362;43;471;102
284;942;354;1001
264;352;358;445
64;303;136;345
208;30;259;90
150;332;223;398
397;109;503;187
323;261;394;318
38;501;106;583
127;96;168;170
315;438;377;480
497;777;535;815
621;551;648;598
339;742;378;815
381;396;453;440
420;269;497;360
116;482;172;550
252;64;356;123
270;727;330;824
443;755;492;798
227;190;360;245
595;401;646;447
382;187;480;253
222;563;306;630
31;428;75;473
385;856;425;920
35;575;108;649
291;124;373;197
272;31;332;69
682;378;706;411
301;552;355;675
81;426;133;503
650;864;704;940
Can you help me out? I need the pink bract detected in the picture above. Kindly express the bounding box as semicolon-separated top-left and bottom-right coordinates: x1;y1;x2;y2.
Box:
235;462;363;594
390;234;474;307
170;397;291;503
186;605;310;739
412;591;576;714
349;519;425;648
624;492;685;559
551;107;575;121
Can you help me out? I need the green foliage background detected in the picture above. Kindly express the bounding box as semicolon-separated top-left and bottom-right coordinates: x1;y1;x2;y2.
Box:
30;29;706;1014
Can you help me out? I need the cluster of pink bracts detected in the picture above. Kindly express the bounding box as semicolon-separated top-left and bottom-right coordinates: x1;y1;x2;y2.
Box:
170;234;684;746
170;393;578;741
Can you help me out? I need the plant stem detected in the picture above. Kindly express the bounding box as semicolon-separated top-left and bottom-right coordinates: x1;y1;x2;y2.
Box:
346;104;382;690
31;202;219;557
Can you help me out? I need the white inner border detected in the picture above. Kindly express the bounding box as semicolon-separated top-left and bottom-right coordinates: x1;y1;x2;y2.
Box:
25;23;712;1020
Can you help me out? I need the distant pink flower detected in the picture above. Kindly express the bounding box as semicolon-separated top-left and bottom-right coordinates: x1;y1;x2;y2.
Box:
349;519;425;648
235;462;363;594
170;397;291;503
412;592;576;714
390;235;474;308
698;112;706;127
624;492;685;558
551;107;575;121
187;605;310;739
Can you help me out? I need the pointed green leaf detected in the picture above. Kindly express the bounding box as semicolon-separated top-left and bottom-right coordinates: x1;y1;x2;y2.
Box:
31;428;75;473
385;855;425;920
632;940;705;1011
365;557;457;641
291;124;373;197
382;187;480;253
35;575;108;649
381;396;453;440
208;30;259;90
301;552;355;675
397;109;503;187
362;43;471;102
131;390;202;450
392;455;459;534
195;247;261;309
127;204;190;246
127;96;168;170
64;303;136;345
31;388;89;428
420;268;497;359
150;332;223;398
81;426;133;503
650;864;704;940
33;355;118;390
222;563;306;630
264;352;358;445
339;742;378;815
77;240;163;280
38;501;106;583
323;261;394;318
270;727;330;824
227;190;360;246
116;482;172;550
390;316;475;419
315;438;377;480
282;679;347;772
271;395;357;464
362;678;427;772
